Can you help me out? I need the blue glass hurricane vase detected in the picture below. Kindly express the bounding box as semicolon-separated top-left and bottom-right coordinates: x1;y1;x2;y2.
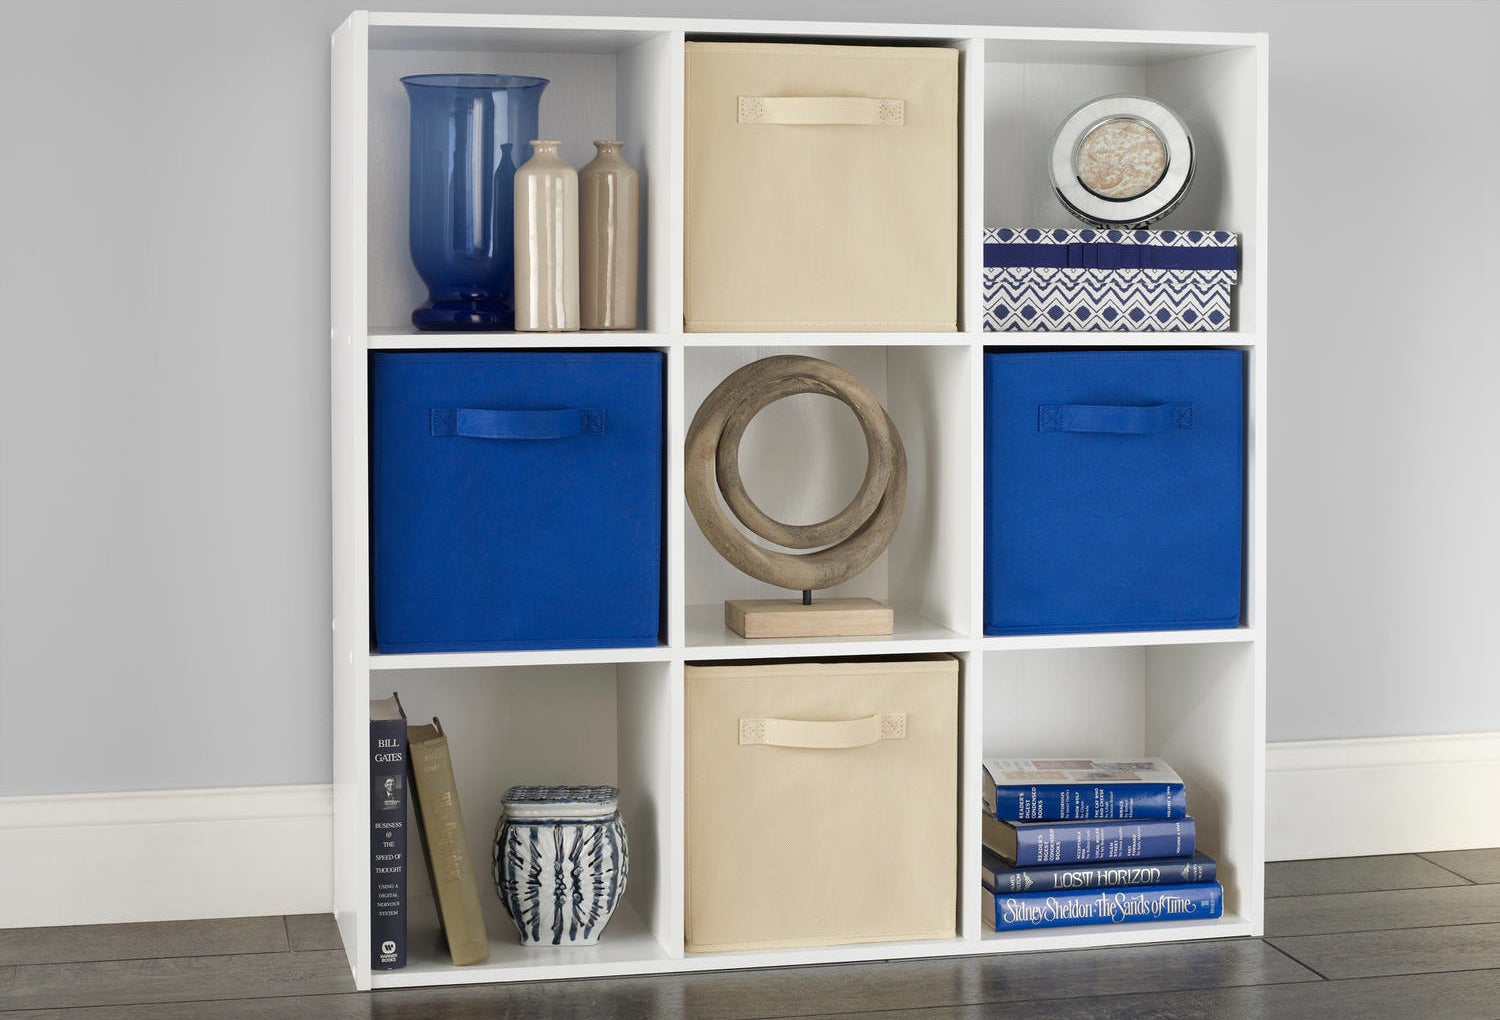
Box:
402;74;548;330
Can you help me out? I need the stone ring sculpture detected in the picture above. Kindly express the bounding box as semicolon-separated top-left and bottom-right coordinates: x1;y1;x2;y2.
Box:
685;355;907;592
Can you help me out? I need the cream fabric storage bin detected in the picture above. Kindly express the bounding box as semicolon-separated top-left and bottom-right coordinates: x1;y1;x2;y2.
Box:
684;42;959;332
685;656;959;952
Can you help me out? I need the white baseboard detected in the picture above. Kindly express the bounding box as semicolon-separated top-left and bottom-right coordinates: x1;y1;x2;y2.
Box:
3;737;1497;927
1267;732;1500;861
0;785;333;928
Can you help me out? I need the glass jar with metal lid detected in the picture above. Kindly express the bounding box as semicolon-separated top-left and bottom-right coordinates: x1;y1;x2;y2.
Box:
1050;95;1195;228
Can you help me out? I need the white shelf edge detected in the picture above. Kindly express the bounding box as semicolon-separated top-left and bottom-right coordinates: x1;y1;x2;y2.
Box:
372;914;1254;988
977;912;1254;949
371;956;682;989
364;11;1262;51
683;332;972;348
367;330;673;350
684;639;973;662
363;627;1252;668
682;603;970;661
981;628;1256;653
368;331;1261;351
980;331;1262;348
371;955;687;989
677;935;968;971
370;645;672;671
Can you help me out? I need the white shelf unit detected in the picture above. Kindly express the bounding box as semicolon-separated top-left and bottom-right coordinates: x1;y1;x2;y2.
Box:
331;11;1268;991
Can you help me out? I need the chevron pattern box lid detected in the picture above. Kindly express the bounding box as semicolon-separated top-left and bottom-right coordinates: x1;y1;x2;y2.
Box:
984;228;1239;277
982;228;1239;332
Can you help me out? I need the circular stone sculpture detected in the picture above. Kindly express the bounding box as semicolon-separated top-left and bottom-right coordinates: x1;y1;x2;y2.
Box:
685;355;906;591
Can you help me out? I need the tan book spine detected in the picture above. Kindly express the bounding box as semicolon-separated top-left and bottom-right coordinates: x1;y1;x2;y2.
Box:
408;721;490;965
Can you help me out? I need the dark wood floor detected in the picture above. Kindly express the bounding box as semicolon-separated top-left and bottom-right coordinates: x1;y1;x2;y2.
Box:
2;850;1498;1019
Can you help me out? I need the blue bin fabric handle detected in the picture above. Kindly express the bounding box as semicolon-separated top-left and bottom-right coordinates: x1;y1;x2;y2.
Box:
430;407;606;440
1039;403;1193;434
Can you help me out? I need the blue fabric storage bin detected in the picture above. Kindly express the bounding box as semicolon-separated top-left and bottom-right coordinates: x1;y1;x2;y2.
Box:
984;350;1243;635
371;351;663;652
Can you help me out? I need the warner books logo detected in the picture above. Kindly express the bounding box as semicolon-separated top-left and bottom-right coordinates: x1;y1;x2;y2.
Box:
379;940;398;962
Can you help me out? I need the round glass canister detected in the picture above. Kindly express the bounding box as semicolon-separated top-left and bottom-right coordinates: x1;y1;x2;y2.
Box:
401;74;548;330
492;785;628;947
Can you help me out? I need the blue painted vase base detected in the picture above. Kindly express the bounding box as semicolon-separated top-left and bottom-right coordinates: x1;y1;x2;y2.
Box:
412;299;515;331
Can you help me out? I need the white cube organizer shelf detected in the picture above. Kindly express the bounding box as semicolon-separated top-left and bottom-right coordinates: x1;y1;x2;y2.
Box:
331;11;1268;990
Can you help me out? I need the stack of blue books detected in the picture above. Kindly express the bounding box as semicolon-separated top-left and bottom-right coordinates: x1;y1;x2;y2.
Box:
980;758;1224;932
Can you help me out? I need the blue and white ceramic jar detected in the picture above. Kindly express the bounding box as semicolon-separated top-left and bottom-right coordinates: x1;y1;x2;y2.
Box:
492;785;628;947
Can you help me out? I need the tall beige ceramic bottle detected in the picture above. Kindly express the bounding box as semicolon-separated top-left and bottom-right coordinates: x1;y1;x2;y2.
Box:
514;139;579;332
579;140;640;330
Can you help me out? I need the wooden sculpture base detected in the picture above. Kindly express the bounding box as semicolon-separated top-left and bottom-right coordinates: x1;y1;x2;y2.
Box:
724;598;894;639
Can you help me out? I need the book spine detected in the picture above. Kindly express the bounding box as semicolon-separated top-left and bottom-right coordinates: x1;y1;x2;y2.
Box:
988;782;1186;821
986;881;1223;932
985;852;1216;893
370;716;407;970
1015;818;1195;866
409;734;490;966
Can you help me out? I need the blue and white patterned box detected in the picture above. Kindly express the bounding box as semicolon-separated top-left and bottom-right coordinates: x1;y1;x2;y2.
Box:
983;228;1239;332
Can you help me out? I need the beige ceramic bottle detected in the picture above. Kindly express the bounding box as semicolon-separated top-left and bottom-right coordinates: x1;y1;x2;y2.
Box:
579;140;640;330
514;139;579;332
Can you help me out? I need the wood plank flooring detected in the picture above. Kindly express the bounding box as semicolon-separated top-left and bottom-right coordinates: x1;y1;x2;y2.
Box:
0;850;1496;1019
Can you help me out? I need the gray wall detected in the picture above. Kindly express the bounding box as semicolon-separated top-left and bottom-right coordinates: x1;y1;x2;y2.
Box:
2;0;1496;796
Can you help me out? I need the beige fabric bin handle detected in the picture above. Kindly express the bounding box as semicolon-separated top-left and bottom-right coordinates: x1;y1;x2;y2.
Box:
738;713;907;748
737;96;905;126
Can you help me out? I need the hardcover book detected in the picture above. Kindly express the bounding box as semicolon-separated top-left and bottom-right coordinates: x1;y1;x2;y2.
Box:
407;716;490;966
370;695;408;970
982;757;1187;821
983;814;1195;867
982;847;1215;894
983;880;1223;932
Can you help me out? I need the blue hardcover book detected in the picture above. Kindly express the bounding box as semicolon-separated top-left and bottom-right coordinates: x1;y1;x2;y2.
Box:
983;881;1223;932
983;814;1195;866
982;757;1187;820
982;847;1215;893
370;696;407;970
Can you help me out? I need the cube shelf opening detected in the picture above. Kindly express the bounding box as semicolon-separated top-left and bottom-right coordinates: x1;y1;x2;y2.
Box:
981;38;1262;332
365;25;676;335
370;660;679;975
980;642;1260;926
682;344;974;646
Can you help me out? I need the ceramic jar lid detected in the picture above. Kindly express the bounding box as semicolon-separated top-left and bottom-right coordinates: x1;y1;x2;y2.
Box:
501;784;620;820
1050;95;1195;229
